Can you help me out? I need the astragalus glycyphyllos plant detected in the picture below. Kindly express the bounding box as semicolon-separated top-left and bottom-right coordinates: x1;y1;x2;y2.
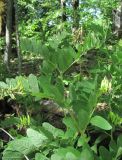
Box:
1;24;122;160
1;73;116;160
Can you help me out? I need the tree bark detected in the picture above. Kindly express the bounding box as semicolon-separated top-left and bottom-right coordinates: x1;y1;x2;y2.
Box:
14;0;22;75
113;2;122;38
119;2;122;38
72;0;80;31
0;0;5;34
4;0;13;72
61;0;66;22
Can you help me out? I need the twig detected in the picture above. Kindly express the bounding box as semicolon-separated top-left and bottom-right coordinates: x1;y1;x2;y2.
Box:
0;128;14;140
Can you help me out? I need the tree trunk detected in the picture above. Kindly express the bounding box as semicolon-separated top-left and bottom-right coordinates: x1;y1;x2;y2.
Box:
14;0;22;75
0;0;5;35
119;2;122;38
4;0;13;72
113;2;122;38
72;0;80;31
61;0;66;22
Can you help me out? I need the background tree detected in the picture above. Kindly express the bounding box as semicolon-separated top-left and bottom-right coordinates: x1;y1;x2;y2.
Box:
14;0;22;74
113;2;122;38
4;0;13;72
72;0;80;31
61;0;67;22
0;0;5;35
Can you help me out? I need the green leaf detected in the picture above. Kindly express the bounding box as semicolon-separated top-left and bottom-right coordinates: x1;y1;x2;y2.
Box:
52;86;64;105
63;117;77;136
66;152;78;160
78;134;90;147
2;150;23;160
6;78;17;88
0;82;8;89
0;117;20;128
116;147;122;159
72;100;88;114
80;147;94;160
99;146;112;160
35;153;48;160
51;147;80;160
2;137;35;160
38;76;53;97
90;116;112;130
42;60;55;74
28;74;39;93
77;109;90;131
27;128;48;148
57;48;74;72
18;77;30;92
38;126;54;140
117;135;122;147
51;148;68;160
109;140;117;153
42;122;64;138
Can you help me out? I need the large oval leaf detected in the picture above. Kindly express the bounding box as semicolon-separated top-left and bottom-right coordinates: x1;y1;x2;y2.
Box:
90;116;112;130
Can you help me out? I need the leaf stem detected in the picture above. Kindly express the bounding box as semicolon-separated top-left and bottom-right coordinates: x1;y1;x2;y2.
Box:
0;128;14;140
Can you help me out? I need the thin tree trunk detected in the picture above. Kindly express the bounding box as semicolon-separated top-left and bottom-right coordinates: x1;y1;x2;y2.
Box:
4;0;13;72
72;0;80;32
14;0;22;75
61;0;67;22
113;2;122;38
119;2;122;38
0;0;5;34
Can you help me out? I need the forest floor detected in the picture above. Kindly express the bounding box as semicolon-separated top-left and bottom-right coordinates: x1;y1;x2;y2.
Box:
0;55;42;80
10;56;42;76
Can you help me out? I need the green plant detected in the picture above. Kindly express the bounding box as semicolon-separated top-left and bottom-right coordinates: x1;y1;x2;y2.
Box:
0;1;122;158
2;121;122;160
18;114;31;129
0;25;122;158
